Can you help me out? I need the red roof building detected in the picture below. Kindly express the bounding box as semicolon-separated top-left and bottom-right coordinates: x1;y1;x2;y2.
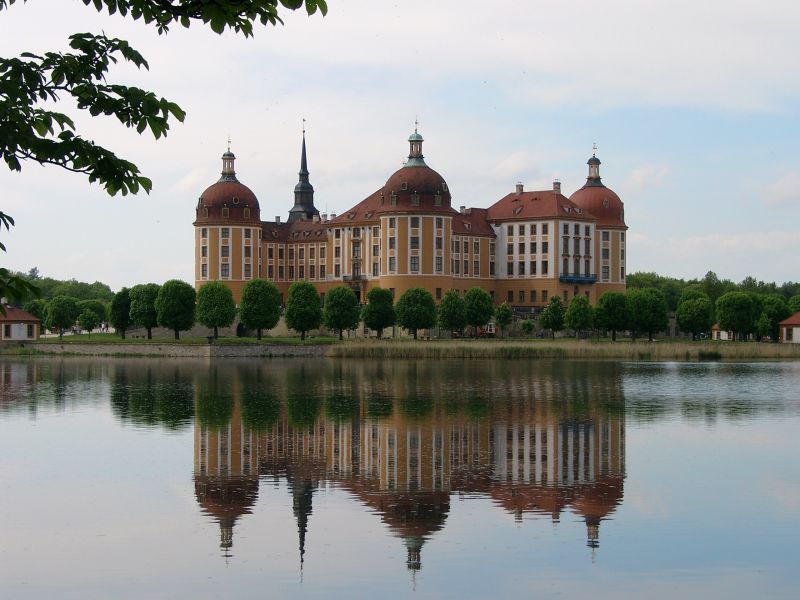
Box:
779;311;800;343
0;306;41;341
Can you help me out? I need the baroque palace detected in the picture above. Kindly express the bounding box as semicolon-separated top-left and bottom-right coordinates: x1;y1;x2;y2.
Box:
194;127;628;307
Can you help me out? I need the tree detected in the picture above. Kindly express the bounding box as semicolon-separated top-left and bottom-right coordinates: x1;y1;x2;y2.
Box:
758;295;791;342
109;287;132;338
45;295;79;340
284;281;322;340
196;281;236;339
22;298;47;321
595;292;628;341
520;319;534;336
437;289;466;336
129;283;160;339
539;296;565;339
676;296;713;341
77;308;99;337
464;287;494;338
361;287;395;339
323;285;360;340
715;291;754;342
627;288;668;342
565;295;594;336
239;279;281;340
494;302;513;338
156;279;196;340
395;287;436;340
77;299;107;324
790;295;800;314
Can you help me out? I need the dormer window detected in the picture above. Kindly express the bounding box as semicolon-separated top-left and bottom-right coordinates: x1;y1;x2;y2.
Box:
513;206;523;215
442;183;448;191
271;230;278;238
243;207;250;218
390;192;397;206
434;194;442;207
202;207;208;218
400;182;408;190
411;193;420;206
222;206;229;218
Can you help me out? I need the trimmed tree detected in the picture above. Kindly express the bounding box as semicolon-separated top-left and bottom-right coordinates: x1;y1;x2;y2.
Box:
789;295;800;314
239;279;281;340
77;299;107;324
595;292;628;341
285;281;322;341
129;283;160;339
627;288;668;342
109;287;132;339
539;296;565;339
520;319;534;336
464;287;494;338
437;289;466;336
77;308;99;337
676;295;713;340
716;291;755;342
495;302;513;338
565;295;594;337
323;285;360;340
196;281;236;339
45;295;79;340
361;287;395;339
758;295;791;342
156;279;196;340
395;287;436;340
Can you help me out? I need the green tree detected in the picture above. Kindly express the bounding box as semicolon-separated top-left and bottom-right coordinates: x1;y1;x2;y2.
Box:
239;279;281;340
284;281;322;340
45;295;79;340
676;296;713;341
565;295;594;336
22;298;47;321
758;295;791;342
323;285;360;340
395;287;436;340
437;289;466;336
539;296;565;339
77;299;107;324
361;287;395;339
109;287;132;338
595;292;628;341
156;279;196;340
464;287;494;338
494;302;513;338
715;291;754;342
789;295;800;314
129;283;160;339
77;308;99;337
627;288;668;342
520;319;534;336
196;281;236;339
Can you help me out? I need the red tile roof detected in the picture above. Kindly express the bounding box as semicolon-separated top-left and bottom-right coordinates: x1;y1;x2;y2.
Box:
486;190;595;222
0;306;41;323
779;311;800;326
452;208;495;237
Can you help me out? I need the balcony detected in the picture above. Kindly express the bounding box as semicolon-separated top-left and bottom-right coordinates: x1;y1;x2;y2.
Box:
559;274;597;284
343;274;367;282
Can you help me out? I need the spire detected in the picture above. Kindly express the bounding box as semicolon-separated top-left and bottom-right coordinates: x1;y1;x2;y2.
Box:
405;121;427;167
291;478;314;569
219;144;237;182
288;125;320;222
585;143;603;187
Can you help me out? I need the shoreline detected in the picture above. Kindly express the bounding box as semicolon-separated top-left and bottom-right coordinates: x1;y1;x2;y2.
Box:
2;339;800;361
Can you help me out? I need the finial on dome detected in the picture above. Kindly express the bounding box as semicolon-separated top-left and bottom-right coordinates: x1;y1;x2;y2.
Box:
592;142;597;157
415;116;419;134
227;135;231;153
302;117;306;136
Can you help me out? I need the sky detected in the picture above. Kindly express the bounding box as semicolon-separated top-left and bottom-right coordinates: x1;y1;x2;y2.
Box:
1;0;799;291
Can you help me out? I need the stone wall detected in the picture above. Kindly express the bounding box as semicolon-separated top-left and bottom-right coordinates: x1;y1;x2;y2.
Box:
22;342;327;358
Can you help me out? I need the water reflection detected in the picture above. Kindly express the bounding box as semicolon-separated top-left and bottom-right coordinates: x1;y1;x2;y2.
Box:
191;360;626;568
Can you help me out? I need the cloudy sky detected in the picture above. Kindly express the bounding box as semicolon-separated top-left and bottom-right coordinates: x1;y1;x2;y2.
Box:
2;1;799;290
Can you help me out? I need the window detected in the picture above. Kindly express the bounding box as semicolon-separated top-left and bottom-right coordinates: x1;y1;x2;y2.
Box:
410;236;419;250
389;237;396;250
411;256;420;272
221;228;230;238
372;244;379;256
353;242;361;258
221;263;230;278
310;247;316;259
268;265;273;278
372;262;379;277
518;224;525;235
436;237;443;250
320;246;326;259
335;247;341;258
203;208;209;218
519;242;525;255
201;264;208;278
585;239;591;255
289;266;295;279
474;241;480;254
455;240;461;253
389;256;396;272
27;324;34;338
278;266;284;279
585;225;590;236
574;238;580;254
454;260;460;274
621;266;626;279
410;216;420;228
299;266;305;279
353;228;361;238
602;248;609;259
542;290;548;302
473;260;479;276
222;206;229;218
201;245;207;258
299;248;304;259
389;217;396;228
334;264;341;277
489;242;495;255
530;260;536;275
411;193;420;206
542;224;549;235
390;193;397;206
519;261;525;275
507;225;513;236
352;262;361;278
436;256;443;273
531;224;537;236
574;258;580;274
531;290;537;303
244;246;251;258
320;265;326;278
279;247;285;259
268;247;274;259
563;258;569;274
621;249;626;260
373;226;380;237
436;217;443;229
436;288;442;300
621;232;625;242
507;290;513;302
564;290;568;302
289;248;295;260
244;229;251;239
542;241;549;254
507;262;514;276
602;231;610;241
243;208;250;219
490;262;495;276
335;229;341;239
221;245;229;258
507;243;513;256
463;259;468;274
542;260;549;275
585;259;590;275
563;223;569;235
244;264;251;278
602;266;609;280
574;224;580;235
201;228;207;238
519;290;525;303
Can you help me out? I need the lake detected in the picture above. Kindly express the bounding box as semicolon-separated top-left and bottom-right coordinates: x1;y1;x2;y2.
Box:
1;357;799;599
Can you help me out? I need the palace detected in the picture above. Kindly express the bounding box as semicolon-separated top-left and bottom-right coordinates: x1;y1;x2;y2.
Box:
193;128;628;307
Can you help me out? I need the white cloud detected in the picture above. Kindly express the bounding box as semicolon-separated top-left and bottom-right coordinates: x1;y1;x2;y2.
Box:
765;171;800;208
622;165;671;195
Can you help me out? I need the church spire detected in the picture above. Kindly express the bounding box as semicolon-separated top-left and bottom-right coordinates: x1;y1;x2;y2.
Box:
288;124;320;222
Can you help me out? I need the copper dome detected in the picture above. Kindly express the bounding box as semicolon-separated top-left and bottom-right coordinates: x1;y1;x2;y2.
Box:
569;185;626;228
195;150;261;225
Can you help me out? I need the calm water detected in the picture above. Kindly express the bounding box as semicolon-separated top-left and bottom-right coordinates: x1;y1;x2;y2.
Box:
1;357;799;599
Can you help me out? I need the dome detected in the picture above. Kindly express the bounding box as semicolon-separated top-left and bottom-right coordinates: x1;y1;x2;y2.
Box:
195;150;261;225
569;184;625;228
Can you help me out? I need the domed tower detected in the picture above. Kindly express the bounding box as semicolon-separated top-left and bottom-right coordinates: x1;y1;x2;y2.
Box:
569;149;628;295
194;146;263;303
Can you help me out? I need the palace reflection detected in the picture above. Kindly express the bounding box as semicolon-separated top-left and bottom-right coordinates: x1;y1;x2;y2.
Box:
192;360;626;568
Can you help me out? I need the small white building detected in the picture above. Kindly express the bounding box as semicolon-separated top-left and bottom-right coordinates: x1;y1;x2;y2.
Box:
0;306;41;341
779;312;800;344
710;323;733;341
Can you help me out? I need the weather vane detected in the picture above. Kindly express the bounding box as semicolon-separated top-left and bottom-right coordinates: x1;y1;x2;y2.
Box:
302;117;306;135
592;142;597;156
414;116;419;133
227;135;231;152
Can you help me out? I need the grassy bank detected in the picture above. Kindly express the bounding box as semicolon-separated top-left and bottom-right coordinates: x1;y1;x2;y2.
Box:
32;333;336;346
325;339;800;361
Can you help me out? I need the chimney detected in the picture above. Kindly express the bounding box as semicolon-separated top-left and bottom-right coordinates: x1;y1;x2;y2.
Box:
321;213;327;222
275;216;281;224
553;180;561;194
516;182;524;194
459;206;466;214
330;212;337;219
312;214;319;223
